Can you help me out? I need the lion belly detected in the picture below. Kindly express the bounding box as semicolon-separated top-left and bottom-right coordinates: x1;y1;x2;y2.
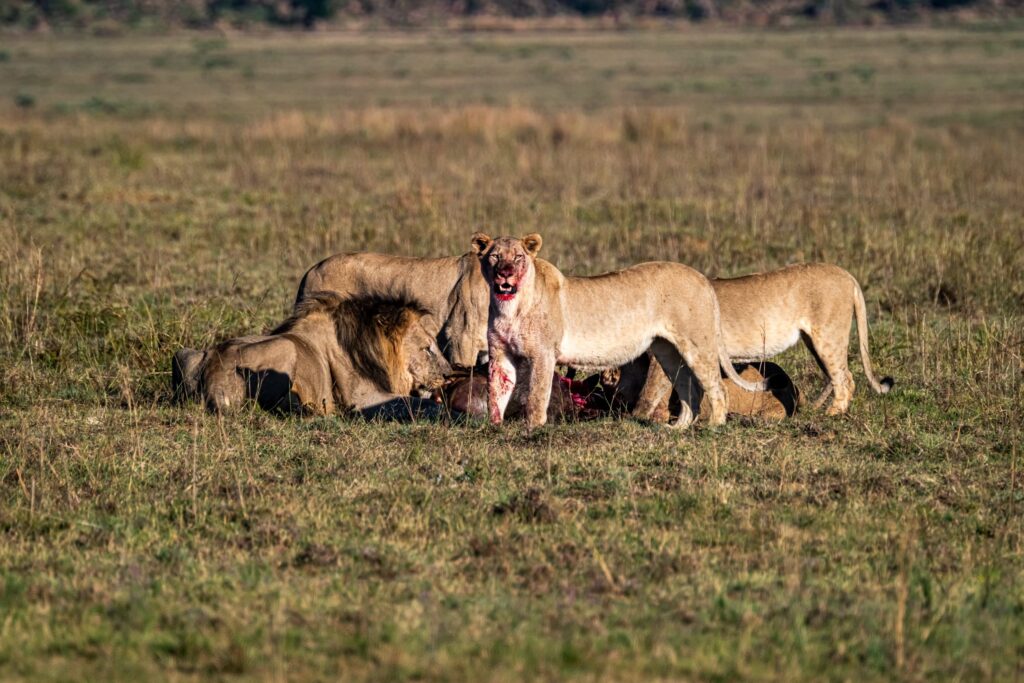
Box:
554;265;697;367
726;325;802;363
557;303;659;368
557;330;657;368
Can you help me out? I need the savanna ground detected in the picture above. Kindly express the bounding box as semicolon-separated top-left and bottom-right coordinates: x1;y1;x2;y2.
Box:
1;27;1023;681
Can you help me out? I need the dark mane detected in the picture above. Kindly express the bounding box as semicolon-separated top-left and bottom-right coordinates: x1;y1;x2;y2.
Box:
280;291;428;393
270;291;346;336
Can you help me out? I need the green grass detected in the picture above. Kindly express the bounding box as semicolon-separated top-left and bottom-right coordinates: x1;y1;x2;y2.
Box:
1;29;1023;681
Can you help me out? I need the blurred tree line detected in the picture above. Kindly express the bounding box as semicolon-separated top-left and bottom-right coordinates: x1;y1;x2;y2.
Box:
0;0;1019;28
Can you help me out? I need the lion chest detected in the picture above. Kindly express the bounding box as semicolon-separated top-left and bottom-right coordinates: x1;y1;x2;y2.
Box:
488;311;549;359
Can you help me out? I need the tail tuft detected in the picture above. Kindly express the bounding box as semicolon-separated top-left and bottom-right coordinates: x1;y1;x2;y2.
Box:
879;376;895;394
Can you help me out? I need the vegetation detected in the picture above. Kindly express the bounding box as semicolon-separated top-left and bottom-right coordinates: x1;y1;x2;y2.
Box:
1;0;1023;29
1;29;1023;681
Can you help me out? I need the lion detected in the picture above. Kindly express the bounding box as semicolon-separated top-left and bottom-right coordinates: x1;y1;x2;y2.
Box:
171;293;451;419
630;263;894;418
294;251;489;369
610;357;801;422
470;232;765;431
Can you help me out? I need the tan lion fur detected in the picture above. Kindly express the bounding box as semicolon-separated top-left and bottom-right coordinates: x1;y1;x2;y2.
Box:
631;263;894;417
716;364;799;420
471;232;765;431
172;293;450;415
612;356;800;422
295;251;489;369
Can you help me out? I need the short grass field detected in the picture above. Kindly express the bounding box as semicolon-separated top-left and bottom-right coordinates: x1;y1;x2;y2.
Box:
1;27;1023;681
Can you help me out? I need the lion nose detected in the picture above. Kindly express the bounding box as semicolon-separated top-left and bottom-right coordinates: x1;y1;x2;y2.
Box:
497;264;515;278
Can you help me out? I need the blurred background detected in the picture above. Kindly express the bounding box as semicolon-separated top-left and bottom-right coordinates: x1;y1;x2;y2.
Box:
1;0;1023;29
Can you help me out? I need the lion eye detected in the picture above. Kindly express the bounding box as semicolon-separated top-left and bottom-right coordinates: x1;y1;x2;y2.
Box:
514;254;524;263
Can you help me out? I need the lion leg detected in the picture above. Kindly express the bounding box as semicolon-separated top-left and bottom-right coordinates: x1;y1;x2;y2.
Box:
631;353;674;421
663;335;731;427
525;352;556;431
809;381;833;410
649;339;704;429
802;329;854;415
488;348;517;425
826;369;855;415
801;332;837;412
690;359;728;427
171;348;206;403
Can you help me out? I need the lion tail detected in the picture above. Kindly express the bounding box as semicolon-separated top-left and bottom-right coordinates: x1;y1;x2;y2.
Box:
293;265;314;308
852;277;895;395
712;291;767;393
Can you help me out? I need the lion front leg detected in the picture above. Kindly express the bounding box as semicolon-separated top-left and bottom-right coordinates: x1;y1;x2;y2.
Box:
524;351;556;432
488;348;517;425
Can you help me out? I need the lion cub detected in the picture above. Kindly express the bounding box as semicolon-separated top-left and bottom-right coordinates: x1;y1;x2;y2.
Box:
471;232;764;431
632;263;894;417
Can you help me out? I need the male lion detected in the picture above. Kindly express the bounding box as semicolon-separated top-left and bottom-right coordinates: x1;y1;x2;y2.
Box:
295;251;489;369
172;293;450;419
471;232;765;431
631;263;894;417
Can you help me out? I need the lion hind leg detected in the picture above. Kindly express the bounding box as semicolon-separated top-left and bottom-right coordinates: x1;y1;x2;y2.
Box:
826;369;855;415
801;330;854;415
672;336;730;427
809;381;833;410
649;338;716;429
800;331;838;412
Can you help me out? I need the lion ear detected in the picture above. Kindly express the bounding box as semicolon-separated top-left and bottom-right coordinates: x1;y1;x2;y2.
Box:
470;232;492;256
521;233;543;257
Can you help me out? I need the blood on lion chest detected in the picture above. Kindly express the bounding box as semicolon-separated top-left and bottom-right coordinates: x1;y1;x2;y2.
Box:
491;322;527;357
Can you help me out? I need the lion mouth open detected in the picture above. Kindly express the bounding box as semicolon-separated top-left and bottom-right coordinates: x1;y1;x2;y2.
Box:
494;281;518;301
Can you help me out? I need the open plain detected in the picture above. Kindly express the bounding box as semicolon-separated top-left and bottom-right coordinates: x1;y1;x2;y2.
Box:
1;28;1023;680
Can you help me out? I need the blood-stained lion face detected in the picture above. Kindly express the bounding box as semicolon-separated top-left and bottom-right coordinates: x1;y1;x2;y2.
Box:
470;232;543;303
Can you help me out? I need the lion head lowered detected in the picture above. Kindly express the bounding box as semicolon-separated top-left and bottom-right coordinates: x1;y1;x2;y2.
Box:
172;292;451;415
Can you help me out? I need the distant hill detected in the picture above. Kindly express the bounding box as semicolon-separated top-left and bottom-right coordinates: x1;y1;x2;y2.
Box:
1;0;1022;29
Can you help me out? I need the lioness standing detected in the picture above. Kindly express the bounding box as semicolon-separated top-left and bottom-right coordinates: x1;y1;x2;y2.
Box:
632;263;895;417
471;232;764;431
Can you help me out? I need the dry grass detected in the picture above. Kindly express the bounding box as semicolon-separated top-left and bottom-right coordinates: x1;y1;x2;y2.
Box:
0;28;1023;681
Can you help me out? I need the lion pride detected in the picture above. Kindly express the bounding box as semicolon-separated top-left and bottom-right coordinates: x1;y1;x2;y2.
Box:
471;232;764;431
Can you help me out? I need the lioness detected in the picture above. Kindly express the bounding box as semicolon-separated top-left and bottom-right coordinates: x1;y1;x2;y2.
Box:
172;293;450;418
631;263;894;417
611;358;801;422
471;232;765;431
295;251;489;368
